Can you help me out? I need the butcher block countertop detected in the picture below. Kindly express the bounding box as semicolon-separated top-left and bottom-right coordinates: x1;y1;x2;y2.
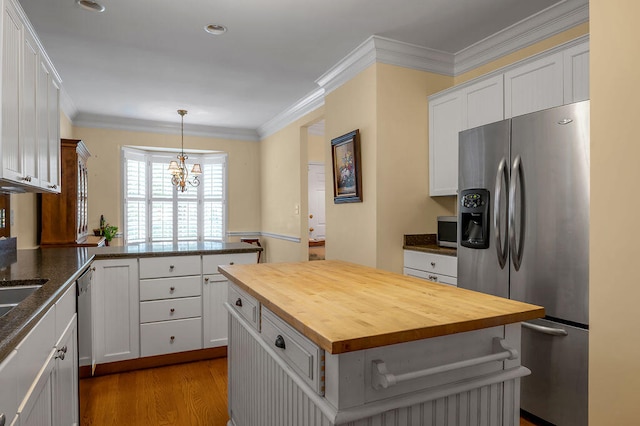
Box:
218;260;544;354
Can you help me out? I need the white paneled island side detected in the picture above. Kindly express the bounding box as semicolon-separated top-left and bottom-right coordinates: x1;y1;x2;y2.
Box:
219;260;544;426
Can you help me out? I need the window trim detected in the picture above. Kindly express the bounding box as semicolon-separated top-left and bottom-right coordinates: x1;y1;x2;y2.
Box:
122;146;228;245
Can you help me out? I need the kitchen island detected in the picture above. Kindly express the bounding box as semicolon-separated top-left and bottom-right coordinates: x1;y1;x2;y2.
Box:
219;260;544;426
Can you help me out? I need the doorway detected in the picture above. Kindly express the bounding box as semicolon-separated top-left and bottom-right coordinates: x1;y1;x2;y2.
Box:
307;120;325;261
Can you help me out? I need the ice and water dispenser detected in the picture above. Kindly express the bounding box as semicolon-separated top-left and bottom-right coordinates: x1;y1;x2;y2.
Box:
459;189;489;249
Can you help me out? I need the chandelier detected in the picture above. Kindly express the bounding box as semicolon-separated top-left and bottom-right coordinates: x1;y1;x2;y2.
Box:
168;109;202;192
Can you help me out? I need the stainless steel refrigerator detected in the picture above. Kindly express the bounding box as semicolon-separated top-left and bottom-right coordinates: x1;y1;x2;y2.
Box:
457;100;589;426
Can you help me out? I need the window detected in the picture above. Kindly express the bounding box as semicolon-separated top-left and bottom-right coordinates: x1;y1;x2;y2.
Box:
123;147;227;244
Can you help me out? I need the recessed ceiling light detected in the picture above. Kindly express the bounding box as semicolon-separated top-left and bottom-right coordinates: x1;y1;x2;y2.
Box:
76;0;105;12
204;24;227;35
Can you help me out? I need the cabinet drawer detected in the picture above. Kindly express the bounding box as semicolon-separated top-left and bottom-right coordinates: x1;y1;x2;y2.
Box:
203;253;257;275
139;255;201;279
403;250;457;277
228;284;260;330
261;307;324;395
140;317;202;357
403;268;457;286
140;296;202;323
140;275;202;301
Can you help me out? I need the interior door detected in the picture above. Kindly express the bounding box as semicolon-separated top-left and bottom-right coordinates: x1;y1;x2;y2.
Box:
308;163;325;240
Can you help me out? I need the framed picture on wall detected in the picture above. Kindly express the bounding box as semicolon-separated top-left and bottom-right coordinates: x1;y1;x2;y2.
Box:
331;129;362;203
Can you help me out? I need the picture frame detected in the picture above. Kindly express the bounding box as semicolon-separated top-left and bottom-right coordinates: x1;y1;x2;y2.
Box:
331;129;362;203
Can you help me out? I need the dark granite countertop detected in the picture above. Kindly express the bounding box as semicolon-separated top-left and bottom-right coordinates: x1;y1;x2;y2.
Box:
403;234;457;257
0;241;262;363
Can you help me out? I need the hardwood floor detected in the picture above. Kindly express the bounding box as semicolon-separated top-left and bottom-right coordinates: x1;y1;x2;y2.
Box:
80;358;228;426
80;357;540;425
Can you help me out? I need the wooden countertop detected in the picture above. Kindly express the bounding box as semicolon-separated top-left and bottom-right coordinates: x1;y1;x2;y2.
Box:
219;260;544;354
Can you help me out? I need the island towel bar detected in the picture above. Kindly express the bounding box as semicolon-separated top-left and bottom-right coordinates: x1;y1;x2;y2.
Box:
371;337;519;390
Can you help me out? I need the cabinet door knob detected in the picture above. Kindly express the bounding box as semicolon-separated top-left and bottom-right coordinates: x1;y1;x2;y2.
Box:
48;184;57;189
430;262;436;267
169;265;175;270
204;277;209;283
309;214;313;219
170;336;175;342
309;227;314;232
275;335;286;349
428;275;438;281
235;298;243;307
61;345;68;353
229;262;235;265
169;286;175;292
170;308;175;314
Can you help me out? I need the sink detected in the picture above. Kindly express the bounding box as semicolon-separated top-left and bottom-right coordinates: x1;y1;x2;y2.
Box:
0;279;47;318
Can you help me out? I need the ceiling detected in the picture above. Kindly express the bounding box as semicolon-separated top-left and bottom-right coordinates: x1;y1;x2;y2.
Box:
19;0;581;137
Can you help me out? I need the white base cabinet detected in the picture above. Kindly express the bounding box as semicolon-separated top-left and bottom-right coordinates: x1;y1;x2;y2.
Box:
93;258;140;364
0;283;79;426
202;253;257;348
403;250;458;286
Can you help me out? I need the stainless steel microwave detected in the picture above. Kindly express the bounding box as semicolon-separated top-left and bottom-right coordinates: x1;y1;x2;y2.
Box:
437;216;457;248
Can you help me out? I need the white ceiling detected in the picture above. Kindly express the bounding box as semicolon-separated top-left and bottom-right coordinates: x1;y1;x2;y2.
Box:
19;0;583;138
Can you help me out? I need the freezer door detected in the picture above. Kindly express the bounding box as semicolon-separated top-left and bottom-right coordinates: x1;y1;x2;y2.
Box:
509;101;589;325
520;318;588;426
457;119;510;298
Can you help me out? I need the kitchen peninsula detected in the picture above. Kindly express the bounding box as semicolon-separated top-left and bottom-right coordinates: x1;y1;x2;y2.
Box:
0;242;261;426
220;260;544;426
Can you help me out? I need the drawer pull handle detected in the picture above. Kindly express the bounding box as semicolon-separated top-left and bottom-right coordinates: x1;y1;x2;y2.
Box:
235;298;243;307
48;184;58;189
170;336;175;342
56;350;65;360
61;345;68;353
170;308;175;314
170;286;175;292
275;335;286;350
428;275;438;281
169;265;175;270
430;262;436;267
230;262;235;265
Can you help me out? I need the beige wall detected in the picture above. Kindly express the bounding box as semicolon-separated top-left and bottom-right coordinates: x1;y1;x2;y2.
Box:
259;107;325;263
376;63;456;272
307;133;325;163
590;1;638;423
72;126;261;240
324;65;379;267
11;111;75;248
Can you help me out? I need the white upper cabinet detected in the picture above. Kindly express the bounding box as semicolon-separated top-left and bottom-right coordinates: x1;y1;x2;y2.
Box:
0;0;61;193
429;91;463;196
429;38;589;196
2;0;24;184
563;40;590;103
429;74;504;196
464;74;504;130
504;51;564;118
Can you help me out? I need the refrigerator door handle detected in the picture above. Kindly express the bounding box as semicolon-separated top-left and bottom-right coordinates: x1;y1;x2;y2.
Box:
508;155;526;271
494;157;509;269
522;321;568;336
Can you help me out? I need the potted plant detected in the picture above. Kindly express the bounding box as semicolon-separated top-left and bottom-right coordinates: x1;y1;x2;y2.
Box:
102;225;118;246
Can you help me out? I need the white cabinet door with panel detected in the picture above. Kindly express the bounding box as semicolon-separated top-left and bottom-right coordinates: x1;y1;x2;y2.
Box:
203;252;257;348
428;91;463;196
563;40;589;104
93;258;140;363
504;51;564;118
0;350;19;426
463;74;504;130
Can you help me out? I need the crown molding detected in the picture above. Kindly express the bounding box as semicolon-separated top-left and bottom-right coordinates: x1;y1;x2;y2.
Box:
257;88;325;139
454;0;589;74
73;113;260;141
316;35;454;94
59;87;79;122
